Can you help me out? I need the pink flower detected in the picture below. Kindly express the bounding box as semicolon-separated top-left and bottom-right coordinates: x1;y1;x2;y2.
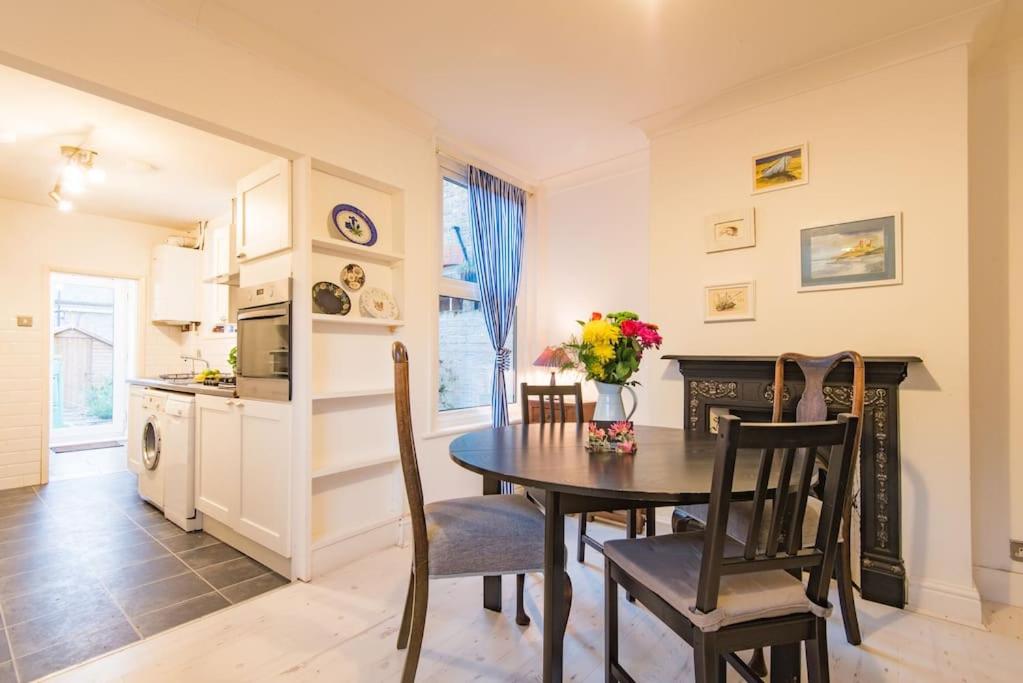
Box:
617;441;636;454
636;323;663;349
609;421;632;437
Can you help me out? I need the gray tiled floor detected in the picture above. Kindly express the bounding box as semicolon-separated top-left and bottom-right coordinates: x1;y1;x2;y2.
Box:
0;470;289;681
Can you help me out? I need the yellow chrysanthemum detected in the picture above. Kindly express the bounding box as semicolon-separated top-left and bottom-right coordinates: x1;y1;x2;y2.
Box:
587;360;605;379
581;319;620;346
591;342;615;362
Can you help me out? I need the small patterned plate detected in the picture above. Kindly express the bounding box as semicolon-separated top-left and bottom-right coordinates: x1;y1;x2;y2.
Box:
340;263;366;291
312;281;351;315
359;286;399;320
331;204;378;246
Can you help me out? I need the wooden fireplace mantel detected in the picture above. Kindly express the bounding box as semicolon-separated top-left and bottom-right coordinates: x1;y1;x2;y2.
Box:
662;354;922;609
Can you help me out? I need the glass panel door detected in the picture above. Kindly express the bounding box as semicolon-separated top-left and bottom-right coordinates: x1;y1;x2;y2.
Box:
50;272;138;446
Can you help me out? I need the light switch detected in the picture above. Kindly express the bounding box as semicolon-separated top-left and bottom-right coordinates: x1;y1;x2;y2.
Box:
16;316;32;328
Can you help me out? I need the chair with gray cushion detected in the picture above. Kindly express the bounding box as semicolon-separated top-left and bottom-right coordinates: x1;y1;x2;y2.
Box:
393;342;543;683
673;351;865;650
604;414;860;683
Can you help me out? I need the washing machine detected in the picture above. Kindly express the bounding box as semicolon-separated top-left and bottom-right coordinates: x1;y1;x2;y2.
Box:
137;389;202;531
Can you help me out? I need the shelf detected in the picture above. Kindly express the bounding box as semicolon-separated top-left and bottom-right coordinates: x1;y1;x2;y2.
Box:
311;514;402;550
312;453;400;480
312;314;404;330
312;387;394;401
312;238;405;265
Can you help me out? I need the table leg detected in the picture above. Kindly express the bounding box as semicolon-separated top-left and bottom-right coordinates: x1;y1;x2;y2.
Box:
483;475;502;612
543;490;566;682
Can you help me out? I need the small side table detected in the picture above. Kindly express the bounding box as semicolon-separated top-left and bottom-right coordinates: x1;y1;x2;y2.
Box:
526;399;595;423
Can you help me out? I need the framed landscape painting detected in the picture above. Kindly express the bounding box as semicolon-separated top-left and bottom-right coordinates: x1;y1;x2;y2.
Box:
800;213;902;292
752;143;808;194
704;281;755;322
705;208;755;253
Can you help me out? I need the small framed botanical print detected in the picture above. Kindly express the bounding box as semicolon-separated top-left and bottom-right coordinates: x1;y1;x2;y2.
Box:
704;281;756;322
752;143;808;194
705;208;755;253
799;213;902;292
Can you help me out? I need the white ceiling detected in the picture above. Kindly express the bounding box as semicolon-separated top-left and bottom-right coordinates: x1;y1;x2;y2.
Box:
0;65;274;229
213;0;992;180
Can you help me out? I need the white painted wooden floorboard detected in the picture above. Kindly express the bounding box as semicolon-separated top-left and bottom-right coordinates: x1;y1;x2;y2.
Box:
51;518;1021;682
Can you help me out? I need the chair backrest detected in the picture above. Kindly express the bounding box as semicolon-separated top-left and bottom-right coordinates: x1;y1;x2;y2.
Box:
520;382;584;425
772;351;864;423
695;414;860;614
392;342;429;575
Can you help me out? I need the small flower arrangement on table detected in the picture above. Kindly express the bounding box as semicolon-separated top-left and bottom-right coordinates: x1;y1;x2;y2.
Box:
587;421;638;454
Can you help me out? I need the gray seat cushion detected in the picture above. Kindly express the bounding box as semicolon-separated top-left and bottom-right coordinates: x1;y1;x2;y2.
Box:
425;494;545;577
604;532;830;632
678;497;836;550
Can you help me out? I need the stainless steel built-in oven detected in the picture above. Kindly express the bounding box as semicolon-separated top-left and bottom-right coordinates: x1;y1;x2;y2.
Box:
236;278;291;401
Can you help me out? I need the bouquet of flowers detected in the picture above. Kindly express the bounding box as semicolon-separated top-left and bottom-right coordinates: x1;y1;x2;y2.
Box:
587;421;638;454
561;311;662;385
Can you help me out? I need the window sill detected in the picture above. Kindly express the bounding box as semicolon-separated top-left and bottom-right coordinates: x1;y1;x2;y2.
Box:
424;414;522;441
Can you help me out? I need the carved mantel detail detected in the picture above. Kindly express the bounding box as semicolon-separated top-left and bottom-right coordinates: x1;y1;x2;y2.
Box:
688;380;737;429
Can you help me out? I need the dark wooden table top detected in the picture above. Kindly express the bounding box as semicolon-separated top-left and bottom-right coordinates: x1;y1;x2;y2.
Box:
450;424;768;504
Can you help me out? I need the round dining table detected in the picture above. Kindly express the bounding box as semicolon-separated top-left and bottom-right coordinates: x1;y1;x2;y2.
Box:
449;422;784;683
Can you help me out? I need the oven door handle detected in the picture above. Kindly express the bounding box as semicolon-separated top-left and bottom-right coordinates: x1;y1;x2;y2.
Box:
237;305;290;321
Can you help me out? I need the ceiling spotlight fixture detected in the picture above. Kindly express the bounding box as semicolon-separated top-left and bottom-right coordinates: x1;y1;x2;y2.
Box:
59;145;105;187
48;183;72;212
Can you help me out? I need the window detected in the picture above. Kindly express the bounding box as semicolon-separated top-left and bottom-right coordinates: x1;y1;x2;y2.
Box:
438;162;517;416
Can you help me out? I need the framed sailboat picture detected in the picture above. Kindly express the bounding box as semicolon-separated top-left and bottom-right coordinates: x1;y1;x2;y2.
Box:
799;213;902;292
704;282;755;322
752;143;808;194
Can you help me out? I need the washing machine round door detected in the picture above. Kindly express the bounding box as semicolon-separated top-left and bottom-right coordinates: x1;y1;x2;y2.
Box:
142;417;161;471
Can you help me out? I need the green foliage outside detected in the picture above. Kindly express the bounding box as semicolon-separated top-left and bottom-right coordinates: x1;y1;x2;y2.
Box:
86;379;114;420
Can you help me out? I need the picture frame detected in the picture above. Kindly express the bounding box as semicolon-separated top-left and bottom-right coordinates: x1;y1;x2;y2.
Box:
704;281;756;323
704;208;756;253
799;213;902;292
752;143;808;194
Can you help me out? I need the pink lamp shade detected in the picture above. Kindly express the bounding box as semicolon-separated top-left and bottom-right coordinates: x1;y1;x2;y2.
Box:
533;346;572;384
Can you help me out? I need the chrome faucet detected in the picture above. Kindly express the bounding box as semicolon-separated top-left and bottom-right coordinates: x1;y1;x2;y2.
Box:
181;353;209;375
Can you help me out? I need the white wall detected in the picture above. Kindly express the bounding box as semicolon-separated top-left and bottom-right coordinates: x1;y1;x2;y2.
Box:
536;158;651;415
646;47;980;624
0;197;187;488
970;33;1023;606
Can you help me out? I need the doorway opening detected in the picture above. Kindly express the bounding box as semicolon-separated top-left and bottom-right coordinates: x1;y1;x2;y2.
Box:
49;271;138;479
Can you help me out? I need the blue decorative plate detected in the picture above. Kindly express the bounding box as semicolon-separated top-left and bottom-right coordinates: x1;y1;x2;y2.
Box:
331;204;378;246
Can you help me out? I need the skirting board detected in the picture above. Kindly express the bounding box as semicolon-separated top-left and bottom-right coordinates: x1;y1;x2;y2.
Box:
312;516;402;578
202;516;292;579
974;565;1023;608
906;576;985;629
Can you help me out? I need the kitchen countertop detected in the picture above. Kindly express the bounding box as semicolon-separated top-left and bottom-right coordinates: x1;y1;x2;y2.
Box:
128;377;237;398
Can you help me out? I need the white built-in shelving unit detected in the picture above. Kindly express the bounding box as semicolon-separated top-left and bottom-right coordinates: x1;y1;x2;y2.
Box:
292;157;406;578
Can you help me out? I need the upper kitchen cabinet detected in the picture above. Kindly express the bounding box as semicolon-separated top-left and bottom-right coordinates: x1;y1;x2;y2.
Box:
151;244;201;324
236;159;292;262
203;210;237;284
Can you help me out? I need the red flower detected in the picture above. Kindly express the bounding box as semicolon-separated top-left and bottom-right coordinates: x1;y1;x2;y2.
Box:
591;312;602;321
620;319;640;337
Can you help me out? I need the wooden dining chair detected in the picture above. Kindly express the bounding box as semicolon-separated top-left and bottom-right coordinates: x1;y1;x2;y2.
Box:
519;382;657;570
605;414;860;683
393;343;545;682
673;350;865;651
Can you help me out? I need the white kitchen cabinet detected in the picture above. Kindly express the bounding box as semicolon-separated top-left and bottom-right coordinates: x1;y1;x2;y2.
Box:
195;395;240;522
151;245;201;324
195;394;291;557
237;399;292;554
236;159;291;261
203;218;232;282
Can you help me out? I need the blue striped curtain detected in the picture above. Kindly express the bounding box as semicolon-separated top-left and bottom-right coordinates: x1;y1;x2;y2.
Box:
468;165;526;428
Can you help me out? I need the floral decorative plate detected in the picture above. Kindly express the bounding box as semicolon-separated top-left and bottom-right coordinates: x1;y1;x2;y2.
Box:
312;281;351;315
359;286;399;320
331;204;378;246
340;263;366;291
